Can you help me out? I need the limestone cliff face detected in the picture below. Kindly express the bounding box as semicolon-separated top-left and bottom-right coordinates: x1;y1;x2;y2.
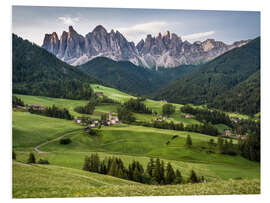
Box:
42;25;250;68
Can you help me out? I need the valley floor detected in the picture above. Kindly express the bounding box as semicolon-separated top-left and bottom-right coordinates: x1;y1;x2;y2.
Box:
12;86;260;198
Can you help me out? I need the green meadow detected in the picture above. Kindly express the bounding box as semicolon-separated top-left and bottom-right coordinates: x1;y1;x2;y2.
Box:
12;84;260;197
13;111;259;182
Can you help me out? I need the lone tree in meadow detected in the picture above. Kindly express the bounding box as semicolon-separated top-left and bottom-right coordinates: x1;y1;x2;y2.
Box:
27;152;36;164
162;104;175;116
186;134;192;148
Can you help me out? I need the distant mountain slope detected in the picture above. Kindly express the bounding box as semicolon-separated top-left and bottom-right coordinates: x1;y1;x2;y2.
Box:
78;56;198;95
12;34;101;99
154;37;260;107
209;70;260;115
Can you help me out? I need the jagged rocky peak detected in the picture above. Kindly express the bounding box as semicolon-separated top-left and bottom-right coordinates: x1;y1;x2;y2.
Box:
42;24;140;66
110;29;115;34
93;25;107;33
42;32;60;55
163;30;170;38
41;25;252;68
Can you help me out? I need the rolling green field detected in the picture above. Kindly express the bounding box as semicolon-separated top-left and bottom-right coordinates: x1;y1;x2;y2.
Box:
91;84;136;103
12;111;83;149
13;161;260;198
13;111;259;182
12;85;260;197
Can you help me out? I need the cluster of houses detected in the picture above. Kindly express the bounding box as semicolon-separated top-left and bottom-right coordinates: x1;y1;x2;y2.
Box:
75;112;120;129
222;129;246;140
13;104;45;111
154;114;168;122
181;113;193;119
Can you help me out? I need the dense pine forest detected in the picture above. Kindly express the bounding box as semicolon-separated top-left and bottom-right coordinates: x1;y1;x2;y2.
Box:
209;71;260;115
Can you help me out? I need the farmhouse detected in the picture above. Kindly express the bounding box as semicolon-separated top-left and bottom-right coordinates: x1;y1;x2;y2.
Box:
161;99;167;103
76;117;82;124
154;115;168;122
30;104;44;111
92;119;99;124
95;91;104;96
184;113;193;118
109;112;120;124
224;129;232;137
14;105;27;110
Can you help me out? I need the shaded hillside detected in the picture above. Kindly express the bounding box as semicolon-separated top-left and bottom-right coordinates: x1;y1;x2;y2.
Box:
78;56;198;96
154;37;260;107
12;34;101;99
209;70;260;115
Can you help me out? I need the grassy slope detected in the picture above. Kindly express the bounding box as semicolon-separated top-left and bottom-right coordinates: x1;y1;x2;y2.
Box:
13;161;259;198
13;94;89;117
12;161;141;198
91;84;201;125
12;111;83;149
13;111;259;181
12;86;260;197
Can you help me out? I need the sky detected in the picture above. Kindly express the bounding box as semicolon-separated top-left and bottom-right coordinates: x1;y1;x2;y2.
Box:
12;6;260;46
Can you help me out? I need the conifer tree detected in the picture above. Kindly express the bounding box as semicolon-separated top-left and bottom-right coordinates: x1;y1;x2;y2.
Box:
165;162;175;184
186;134;192;148
160;161;165;184
133;167;141;182
189;170;198;183
174;169;183;184
147;157;155;177
153;158;162;184
82;156;91;171
27;152;36;164
108;158;118;176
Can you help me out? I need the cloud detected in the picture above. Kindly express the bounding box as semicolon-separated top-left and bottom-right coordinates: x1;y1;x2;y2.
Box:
183;31;215;41
58;17;79;26
117;21;169;43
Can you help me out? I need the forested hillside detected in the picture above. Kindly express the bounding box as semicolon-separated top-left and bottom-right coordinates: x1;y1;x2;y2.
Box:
12;34;101;99
209;70;260;115
78;57;198;96
154;37;260;112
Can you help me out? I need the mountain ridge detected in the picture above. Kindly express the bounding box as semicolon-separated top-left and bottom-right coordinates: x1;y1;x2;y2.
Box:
42;25;251;68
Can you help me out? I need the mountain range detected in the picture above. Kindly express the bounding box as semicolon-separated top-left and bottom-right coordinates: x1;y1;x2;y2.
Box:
42;25;250;68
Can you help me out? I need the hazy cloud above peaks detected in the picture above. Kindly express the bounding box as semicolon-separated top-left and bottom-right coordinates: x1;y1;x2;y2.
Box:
183;31;215;41
12;6;260;45
117;21;170;42
58;17;80;26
